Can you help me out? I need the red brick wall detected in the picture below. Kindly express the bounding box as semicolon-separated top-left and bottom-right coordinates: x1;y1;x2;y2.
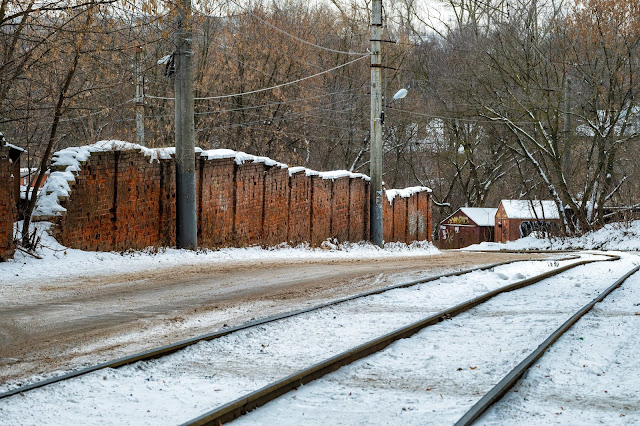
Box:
331;177;350;242
0;147;14;261
234;162;265;246
348;178;367;242
393;197;408;243
287;170;311;245
383;195;394;243
310;176;332;246
262;166;289;246
407;194;418;242
53;152;117;250
384;190;433;244
45;147;431;251
417;191;431;241
199;158;234;247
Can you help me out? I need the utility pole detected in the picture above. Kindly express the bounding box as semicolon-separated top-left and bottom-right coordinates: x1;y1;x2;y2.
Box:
370;0;384;247
174;0;197;249
135;46;145;147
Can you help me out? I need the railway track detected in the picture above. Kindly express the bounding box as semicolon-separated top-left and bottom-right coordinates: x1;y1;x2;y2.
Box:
1;252;632;425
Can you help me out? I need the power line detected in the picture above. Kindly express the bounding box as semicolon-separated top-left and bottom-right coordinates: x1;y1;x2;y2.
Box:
146;55;368;101
230;0;368;56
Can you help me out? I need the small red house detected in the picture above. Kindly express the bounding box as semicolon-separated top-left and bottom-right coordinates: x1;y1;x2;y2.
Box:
439;207;497;249
495;200;561;243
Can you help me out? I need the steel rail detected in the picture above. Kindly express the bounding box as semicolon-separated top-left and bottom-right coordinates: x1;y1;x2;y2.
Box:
454;262;640;426
181;254;618;425
0;254;563;400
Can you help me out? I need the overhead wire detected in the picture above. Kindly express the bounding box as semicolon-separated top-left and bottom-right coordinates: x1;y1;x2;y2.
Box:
145;55;369;101
229;0;368;56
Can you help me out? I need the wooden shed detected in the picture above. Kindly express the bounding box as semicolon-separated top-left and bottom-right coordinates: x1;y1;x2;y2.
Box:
439;207;497;249
495;200;561;243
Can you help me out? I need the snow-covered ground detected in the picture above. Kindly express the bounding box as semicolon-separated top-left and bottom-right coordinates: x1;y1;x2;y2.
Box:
232;254;640;425
0;256;590;424
2;223;640;425
467;220;640;251
2;222;438;287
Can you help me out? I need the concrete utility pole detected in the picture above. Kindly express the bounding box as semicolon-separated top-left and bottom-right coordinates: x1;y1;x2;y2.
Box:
135;46;145;147
174;0;197;249
370;0;384;247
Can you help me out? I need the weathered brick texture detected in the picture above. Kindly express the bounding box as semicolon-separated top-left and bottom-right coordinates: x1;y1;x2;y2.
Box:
287;170;311;245
331;177;350;242
198;158;234;247
348;179;367;242
0;147;14;261
310;176;332;246
234;162;265;246
384;190;433;244
262;166;289;246
45;147;431;251
393;197;408;243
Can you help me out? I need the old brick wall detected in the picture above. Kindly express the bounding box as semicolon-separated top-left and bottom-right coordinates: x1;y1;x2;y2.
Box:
348;178;368;242
384;190;433;244
198;158;234;247
0;147;14;261
287;170;311;245
262;166;289;246
393;197;408;243
46;147;431;251
330;177;350;242
310;176;332;246
234;162;265;246
53;152;118;251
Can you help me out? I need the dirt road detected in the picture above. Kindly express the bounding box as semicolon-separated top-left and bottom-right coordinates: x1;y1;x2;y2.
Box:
0;251;542;386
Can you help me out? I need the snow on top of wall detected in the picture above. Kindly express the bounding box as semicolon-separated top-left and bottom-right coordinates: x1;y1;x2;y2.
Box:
500;199;560;220
34;140;175;218
386;186;432;204
459;207;497;227
200;149;287;168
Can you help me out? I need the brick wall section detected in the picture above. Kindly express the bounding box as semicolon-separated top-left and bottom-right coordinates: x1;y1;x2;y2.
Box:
383;195;394;243
417;191;430;241
45;147;432;250
383;190;433;244
113;151;162;250
158;159;176;247
310;176;332;246
287;170;311;245
262;166;289;246
393;197;408;243
198;158;234;247
407;194;418;242
0;147;14;261
234;162;265;246
330;177;350;242
348;178;367;242
53;152;117;250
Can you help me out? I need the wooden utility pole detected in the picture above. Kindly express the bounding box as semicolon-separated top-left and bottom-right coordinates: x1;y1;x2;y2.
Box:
370;0;384;247
135;46;145;146
174;0;197;249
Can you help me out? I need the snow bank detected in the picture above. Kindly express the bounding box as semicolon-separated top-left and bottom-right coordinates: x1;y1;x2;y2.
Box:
386;186;432;204
466;220;640;251
2;222;438;286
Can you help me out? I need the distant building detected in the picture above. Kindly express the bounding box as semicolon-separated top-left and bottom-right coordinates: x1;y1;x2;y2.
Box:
495;200;561;243
439;207;497;249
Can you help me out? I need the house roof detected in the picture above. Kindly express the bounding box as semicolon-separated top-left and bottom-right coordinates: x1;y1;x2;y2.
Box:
459;207;497;226
499;200;560;219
